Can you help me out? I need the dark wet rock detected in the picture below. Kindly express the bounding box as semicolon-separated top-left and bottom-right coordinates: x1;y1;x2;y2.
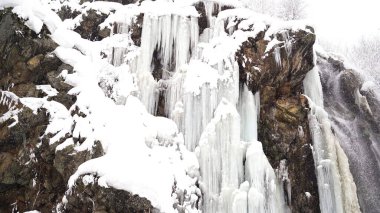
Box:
130;14;144;46
258;94;320;212
235;21;319;212
193;1;235;35
0;10;58;92
0;8;155;213
194;2;207;35
57;6;81;20
0;107;51;212
237;28;315;95
74;9;109;41
54;141;104;183
64;176;153;213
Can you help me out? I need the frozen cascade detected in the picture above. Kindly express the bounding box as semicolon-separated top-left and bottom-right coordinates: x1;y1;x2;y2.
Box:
238;84;260;142
303;66;361;213
318;53;380;212
166;17;240;151
136;14;199;74
0;0;326;212
197;99;246;213
246;142;289;213
157;7;290;212
197;98;288;213
111;11;199;114
59;2;311;211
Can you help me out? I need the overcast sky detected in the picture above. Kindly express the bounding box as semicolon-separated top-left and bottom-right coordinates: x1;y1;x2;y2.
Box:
306;0;380;44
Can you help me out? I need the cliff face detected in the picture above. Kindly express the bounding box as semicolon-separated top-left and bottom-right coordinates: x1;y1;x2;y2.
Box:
236;21;319;212
0;9;152;213
0;1;331;212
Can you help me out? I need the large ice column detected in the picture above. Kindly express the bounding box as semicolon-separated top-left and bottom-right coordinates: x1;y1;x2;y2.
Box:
303;67;361;213
238;84;260;142
108;17;159;114
180;58;239;151
197;96;288;213
108;15;137;67
197;99;246;213
245;142;289;213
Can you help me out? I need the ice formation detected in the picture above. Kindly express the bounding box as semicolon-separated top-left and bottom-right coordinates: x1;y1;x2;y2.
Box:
303;67;361;213
0;0;362;212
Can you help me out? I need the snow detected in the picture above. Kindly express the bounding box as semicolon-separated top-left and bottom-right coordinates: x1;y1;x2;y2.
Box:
36;85;59;97
361;80;376;92
305;192;312;198
183;60;219;95
0;0;62;34
20;97;73;145
67;97;199;212
0;0;200;210
81;1;121;14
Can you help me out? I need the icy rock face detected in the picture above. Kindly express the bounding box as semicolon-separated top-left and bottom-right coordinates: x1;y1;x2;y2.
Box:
0;9;153;213
317;53;380;213
0;1;364;213
237;26;315;94
235;15;320;212
63;176;153;212
73;9;110;41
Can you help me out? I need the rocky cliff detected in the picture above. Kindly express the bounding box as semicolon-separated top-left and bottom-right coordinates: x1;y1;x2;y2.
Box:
0;0;360;212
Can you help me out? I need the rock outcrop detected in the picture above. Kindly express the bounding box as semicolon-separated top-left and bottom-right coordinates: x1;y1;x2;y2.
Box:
0;9;152;212
236;22;320;212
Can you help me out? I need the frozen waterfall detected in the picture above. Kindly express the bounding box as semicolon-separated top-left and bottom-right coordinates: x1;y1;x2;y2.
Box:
2;0;369;212
303;66;361;213
106;6;289;212
317;53;380;213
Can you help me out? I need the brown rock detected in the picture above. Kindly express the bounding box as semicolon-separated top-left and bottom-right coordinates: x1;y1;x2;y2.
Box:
234;17;319;212
63;176;154;213
27;54;44;70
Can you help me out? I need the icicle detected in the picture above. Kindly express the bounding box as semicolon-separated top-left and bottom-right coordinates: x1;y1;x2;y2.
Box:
238;84;259;142
277;159;291;206
136;72;159;114
109;17;135;67
281;31;292;56
231;181;249;213
132;13;198;113
137;13;198;74
245;142;289;213
198;99;246;213
205;1;219;29
274;46;281;67
182;58;239;151
303;67;324;107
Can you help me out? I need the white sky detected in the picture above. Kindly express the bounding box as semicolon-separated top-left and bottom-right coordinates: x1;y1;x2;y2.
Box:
306;0;380;44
